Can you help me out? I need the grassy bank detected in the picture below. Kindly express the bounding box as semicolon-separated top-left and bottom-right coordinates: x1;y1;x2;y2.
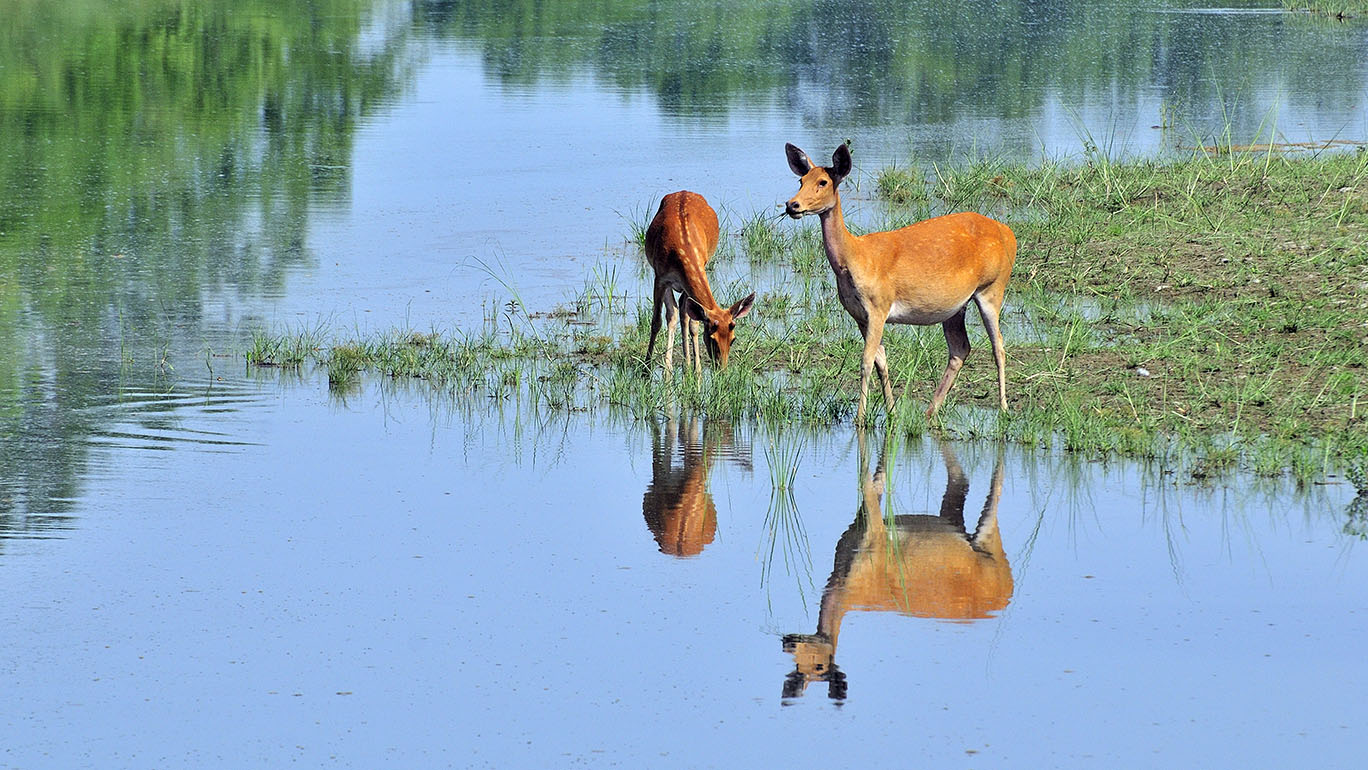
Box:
890;144;1367;482
248;144;1368;485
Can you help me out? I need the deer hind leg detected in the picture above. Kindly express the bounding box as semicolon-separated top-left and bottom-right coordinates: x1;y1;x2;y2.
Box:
969;448;1006;554
927;307;970;416
973;291;1009;410
935;439;970;530
645;280;669;372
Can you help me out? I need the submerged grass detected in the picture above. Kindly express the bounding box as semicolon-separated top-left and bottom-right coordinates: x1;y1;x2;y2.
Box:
246;142;1368;485
759;430;816;606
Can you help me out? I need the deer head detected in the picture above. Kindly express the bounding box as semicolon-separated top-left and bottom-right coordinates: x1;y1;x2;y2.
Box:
785;142;852;219
781;633;847;701
682;292;755;370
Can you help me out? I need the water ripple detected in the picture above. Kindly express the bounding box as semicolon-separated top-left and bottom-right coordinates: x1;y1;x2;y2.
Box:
82;380;267;452
1;378;270;540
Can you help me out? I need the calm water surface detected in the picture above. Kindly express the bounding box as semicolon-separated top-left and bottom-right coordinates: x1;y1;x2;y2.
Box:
2;0;1366;766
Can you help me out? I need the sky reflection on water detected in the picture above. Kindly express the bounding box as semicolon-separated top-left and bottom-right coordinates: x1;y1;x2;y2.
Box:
5;380;1363;766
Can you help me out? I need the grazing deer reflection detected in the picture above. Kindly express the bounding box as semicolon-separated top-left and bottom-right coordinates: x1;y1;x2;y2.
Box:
782;432;1012;701
642;414;749;557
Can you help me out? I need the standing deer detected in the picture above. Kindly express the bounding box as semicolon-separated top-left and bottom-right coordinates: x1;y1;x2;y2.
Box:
644;191;756;375
781;432;1012;701
784;143;1017;421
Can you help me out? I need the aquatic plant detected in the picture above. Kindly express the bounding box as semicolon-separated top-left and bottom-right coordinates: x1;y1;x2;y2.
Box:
1347;453;1368;496
246;326;324;368
759;429;815;607
1281;1;1368;19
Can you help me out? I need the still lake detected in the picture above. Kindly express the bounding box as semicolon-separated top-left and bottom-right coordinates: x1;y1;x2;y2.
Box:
2;1;1366;767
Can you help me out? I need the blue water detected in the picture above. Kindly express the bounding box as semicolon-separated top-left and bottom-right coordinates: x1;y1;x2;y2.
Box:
5;378;1361;766
3;1;1367;766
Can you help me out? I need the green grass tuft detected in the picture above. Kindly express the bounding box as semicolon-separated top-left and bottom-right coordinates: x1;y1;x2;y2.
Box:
875;165;928;205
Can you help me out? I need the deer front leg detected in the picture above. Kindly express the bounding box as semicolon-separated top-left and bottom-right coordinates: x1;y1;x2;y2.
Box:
682;315;701;377
857;314;889;425
873;343;894;412
691;319;703;377
663;290;680;375
927;308;971;416
681;315;692;372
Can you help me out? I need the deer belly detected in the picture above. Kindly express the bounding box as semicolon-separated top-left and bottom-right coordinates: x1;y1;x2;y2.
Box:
661;274;691;299
886;299;963;325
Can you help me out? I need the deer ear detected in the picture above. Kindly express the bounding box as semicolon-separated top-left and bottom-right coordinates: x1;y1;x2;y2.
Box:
830;143;852;185
682;295;708;322
730;292;755;321
786;143;813;176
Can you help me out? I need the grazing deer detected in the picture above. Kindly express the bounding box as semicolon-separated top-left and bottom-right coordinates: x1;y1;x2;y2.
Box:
641;413;751;557
782;432;1012;701
644;191;756;374
784;143;1017;421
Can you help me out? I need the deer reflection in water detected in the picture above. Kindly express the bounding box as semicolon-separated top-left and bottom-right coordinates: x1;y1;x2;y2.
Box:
642;414;750;557
782;432;1012;701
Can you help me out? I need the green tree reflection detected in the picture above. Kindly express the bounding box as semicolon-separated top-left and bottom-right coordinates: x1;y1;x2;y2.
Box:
0;0;412;529
420;0;1367;137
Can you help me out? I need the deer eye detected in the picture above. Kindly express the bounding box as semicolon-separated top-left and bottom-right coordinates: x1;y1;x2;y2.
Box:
818;179;828;187
729;322;735;331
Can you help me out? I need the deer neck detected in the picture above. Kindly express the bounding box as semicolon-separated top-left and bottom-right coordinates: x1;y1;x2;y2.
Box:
815;576;848;651
817;195;860;274
678;255;720;310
